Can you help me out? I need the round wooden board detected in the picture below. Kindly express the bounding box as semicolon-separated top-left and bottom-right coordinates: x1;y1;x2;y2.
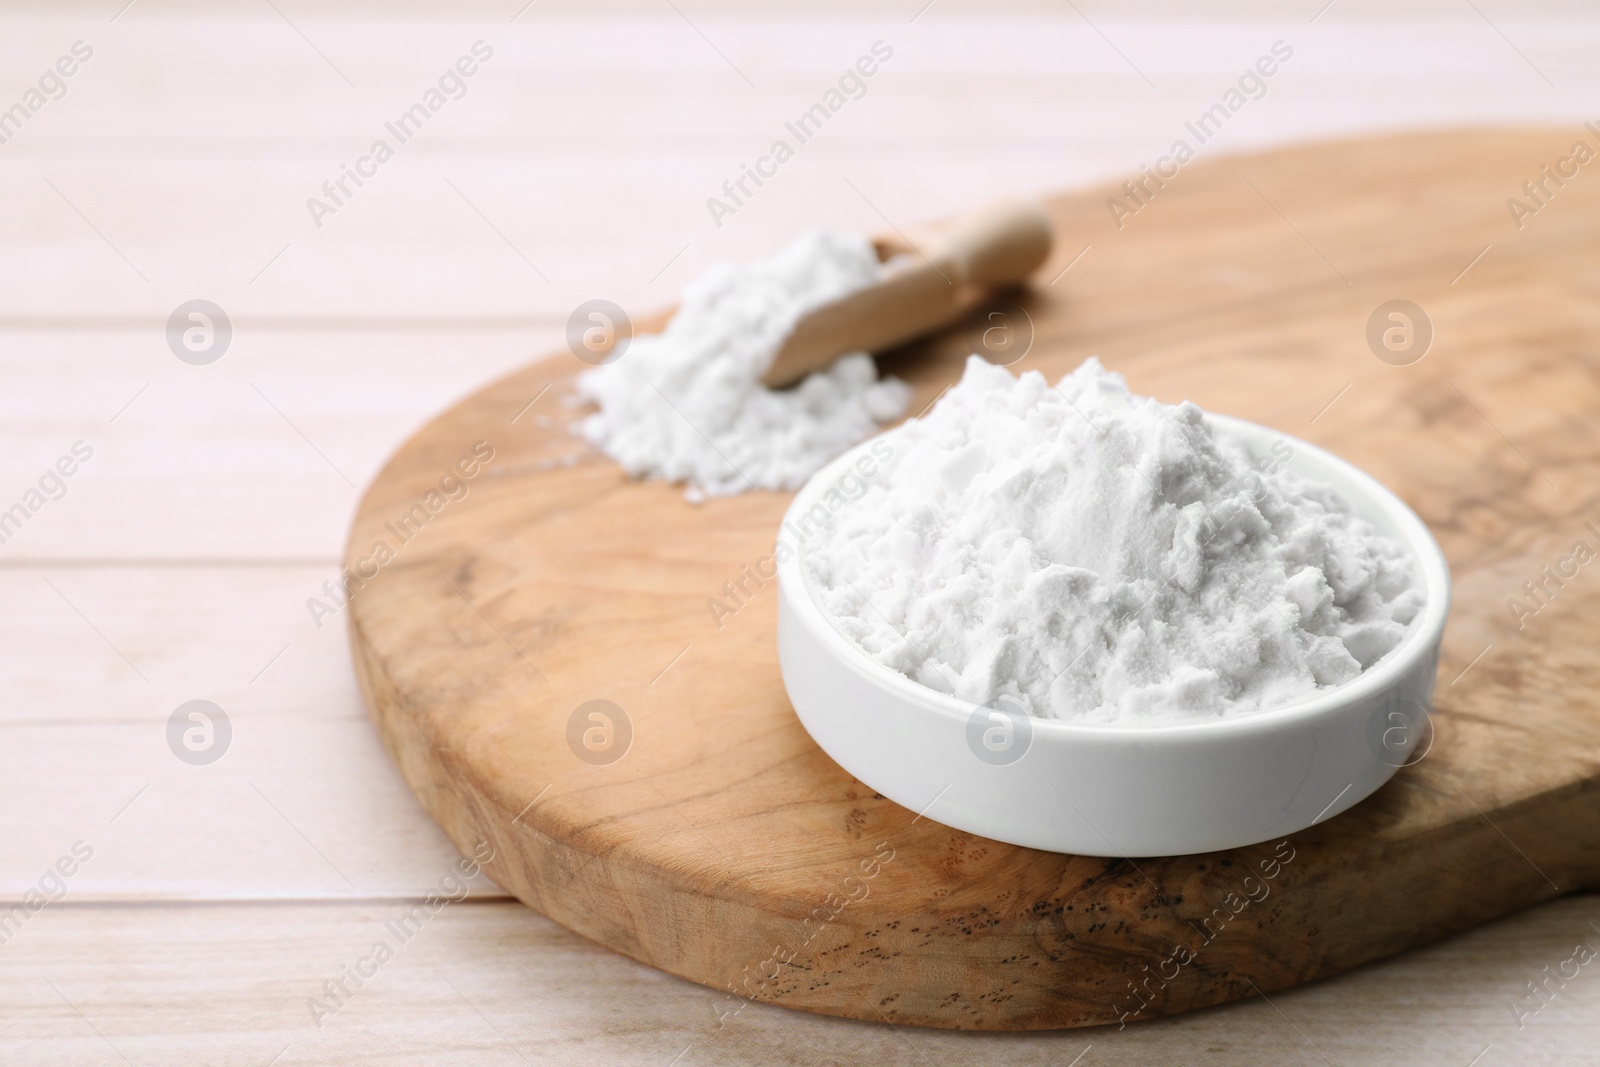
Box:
348;129;1600;1031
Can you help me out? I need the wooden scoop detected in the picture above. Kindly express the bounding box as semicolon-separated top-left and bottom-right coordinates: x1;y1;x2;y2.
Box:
762;198;1054;388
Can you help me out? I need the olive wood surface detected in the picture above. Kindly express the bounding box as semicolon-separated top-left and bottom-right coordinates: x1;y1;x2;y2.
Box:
347;129;1600;1030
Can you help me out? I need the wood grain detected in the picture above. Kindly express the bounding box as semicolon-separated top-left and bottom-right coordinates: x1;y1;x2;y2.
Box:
347;129;1600;1029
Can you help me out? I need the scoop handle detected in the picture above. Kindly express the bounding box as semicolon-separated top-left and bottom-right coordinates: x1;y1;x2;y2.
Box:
936;198;1055;286
762;198;1055;388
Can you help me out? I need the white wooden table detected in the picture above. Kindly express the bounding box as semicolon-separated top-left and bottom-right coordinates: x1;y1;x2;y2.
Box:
4;2;1598;1062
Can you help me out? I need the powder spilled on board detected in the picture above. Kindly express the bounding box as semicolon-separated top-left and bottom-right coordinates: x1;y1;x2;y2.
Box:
806;356;1425;724
574;230;911;502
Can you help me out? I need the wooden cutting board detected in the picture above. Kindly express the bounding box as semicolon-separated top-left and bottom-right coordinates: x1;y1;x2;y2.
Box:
346;129;1600;1031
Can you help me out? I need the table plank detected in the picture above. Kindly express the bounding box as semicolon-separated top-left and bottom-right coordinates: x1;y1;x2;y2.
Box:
0;564;519;899
1;892;1596;1065
0;330;561;560
0;16;1596;318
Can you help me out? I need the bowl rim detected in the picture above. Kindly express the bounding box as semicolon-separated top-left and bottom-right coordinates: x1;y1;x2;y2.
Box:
778;410;1453;744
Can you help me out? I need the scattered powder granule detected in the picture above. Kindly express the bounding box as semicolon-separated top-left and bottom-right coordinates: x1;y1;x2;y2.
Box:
575;229;912;502
805;355;1425;724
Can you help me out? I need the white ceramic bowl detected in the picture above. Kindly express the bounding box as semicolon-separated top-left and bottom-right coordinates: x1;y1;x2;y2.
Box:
777;414;1452;857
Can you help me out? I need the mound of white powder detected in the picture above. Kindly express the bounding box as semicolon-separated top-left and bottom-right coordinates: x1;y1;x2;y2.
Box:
806;356;1424;723
575;230;911;502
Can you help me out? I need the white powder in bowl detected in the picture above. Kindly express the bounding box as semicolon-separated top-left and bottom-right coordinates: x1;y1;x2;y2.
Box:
575;230;912;502
805;355;1424;724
